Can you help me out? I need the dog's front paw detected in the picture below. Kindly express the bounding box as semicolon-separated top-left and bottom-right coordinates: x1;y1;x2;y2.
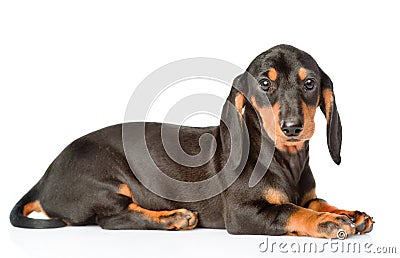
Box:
331;210;374;234
316;213;356;239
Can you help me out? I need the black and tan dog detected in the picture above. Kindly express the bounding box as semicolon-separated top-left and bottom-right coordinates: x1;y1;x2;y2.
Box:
10;45;373;238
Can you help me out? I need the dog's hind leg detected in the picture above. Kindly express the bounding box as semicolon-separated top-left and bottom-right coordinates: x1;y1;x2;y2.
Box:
97;183;198;230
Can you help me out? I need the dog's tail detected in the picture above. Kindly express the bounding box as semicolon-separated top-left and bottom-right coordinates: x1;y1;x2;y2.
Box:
10;184;67;229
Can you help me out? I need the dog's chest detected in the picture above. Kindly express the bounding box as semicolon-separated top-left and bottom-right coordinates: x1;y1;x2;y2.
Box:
274;153;307;184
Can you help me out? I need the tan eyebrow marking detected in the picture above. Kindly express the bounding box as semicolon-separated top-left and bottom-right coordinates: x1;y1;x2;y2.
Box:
267;68;278;81
298;67;307;80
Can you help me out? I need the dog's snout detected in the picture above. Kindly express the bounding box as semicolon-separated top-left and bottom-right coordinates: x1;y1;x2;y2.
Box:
280;119;303;137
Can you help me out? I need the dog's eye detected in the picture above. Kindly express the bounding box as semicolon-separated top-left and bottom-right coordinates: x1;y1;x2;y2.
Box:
304;79;315;90
260;79;272;92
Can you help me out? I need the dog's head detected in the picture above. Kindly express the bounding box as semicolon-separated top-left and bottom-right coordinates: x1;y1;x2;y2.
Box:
229;44;341;164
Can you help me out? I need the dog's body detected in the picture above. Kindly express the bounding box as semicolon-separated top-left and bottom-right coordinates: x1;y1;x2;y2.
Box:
10;45;373;238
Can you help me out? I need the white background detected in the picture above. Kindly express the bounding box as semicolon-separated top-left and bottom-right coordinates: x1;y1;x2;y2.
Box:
1;0;399;257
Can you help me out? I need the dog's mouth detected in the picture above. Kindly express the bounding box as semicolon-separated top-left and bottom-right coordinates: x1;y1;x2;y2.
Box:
275;137;304;145
277;137;311;146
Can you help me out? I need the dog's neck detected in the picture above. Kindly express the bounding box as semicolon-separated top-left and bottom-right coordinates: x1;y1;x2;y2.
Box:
243;104;310;183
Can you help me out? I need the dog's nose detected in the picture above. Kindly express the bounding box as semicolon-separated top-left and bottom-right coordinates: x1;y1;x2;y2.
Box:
280;119;303;137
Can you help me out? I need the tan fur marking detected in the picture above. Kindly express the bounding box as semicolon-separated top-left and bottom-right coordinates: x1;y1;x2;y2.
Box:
300;101;316;140
23;200;49;218
250;96;276;142
235;92;245;116
264;188;289;204
308;199;338;213
250;97;315;154
128;203;174;222
128;204;197;230
301;188;317;206
286;207;317;236
118;183;139;204
286;207;331;237
307;200;374;234
322;88;334;123
118;184;132;198
307;199;368;223
276;143;304;154
267;68;278;81
298;67;307;80
287;207;357;238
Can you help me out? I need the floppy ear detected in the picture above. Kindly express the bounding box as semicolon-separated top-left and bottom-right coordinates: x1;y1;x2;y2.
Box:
221;73;246;121
220;74;247;169
319;69;342;165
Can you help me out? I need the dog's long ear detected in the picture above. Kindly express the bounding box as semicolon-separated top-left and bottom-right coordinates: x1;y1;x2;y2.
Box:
220;74;247;169
319;69;342;165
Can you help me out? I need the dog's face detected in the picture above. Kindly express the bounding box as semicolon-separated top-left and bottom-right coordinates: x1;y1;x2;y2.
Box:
233;45;341;162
